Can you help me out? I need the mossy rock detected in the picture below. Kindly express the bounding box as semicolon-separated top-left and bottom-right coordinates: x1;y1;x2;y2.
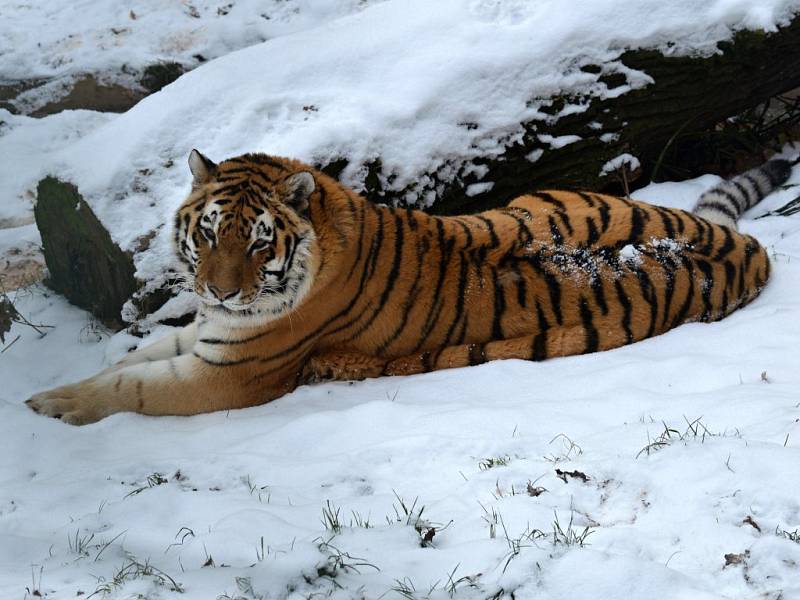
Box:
35;177;137;329
140;62;185;94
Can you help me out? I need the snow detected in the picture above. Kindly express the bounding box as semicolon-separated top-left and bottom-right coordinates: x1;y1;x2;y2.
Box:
0;0;384;113
2;0;799;314
3;164;800;599
538;134;583;149
618;243;643;265
5;0;800;597
600;153;642;176
465;182;495;197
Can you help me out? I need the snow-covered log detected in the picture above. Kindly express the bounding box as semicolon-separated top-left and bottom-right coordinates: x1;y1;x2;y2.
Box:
334;18;800;215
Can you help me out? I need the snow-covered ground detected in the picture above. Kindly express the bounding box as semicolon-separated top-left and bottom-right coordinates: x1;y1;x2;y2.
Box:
0;0;383;114
5;0;800;598
3;171;800;599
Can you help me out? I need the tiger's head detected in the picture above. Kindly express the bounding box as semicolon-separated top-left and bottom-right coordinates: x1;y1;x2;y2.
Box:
174;150;320;324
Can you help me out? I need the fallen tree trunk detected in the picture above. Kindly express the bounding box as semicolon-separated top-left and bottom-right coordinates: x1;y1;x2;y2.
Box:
321;17;800;215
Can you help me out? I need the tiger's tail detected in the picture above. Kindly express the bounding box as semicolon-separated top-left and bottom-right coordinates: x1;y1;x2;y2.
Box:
692;159;793;227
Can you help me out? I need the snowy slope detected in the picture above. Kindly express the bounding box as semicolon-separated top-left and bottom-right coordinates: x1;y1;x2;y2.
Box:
2;0;798;320
2;168;800;599
0;0;384;113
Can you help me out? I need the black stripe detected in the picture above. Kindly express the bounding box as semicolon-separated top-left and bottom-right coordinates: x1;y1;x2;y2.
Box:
512;260;527;308
530;301;549;360
476;215;500;248
338;211;405;343
548;215;564;246
655;207;675;240
718;188;746;213
376;222;426;355
590;273;608;315
193;351;258;366
576;192;596;207
532;192;566;211
658;255;677;328
543;271;563;326
634;267;658;338
442;253;470;345
242;154;290;170
491;267;506;340
614;280;634;345
723;260;736;294
626;206;646;246
455;315;469;345
695;259;714;321
594;195;611;231
713;226;735;261
557;211;574;235
578;297;599;353
453;218;474;248
502;210;534;248
585;216;600;247
672;258;696;329
345;199;368;283
732;180;753;209
413;220;453;352
696;200;738;222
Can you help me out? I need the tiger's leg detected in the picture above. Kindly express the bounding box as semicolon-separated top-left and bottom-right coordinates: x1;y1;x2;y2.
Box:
26;352;290;425
302;350;388;383
307;323;629;381
102;322;198;374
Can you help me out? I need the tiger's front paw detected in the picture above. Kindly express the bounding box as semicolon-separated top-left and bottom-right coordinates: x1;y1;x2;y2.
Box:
26;384;107;426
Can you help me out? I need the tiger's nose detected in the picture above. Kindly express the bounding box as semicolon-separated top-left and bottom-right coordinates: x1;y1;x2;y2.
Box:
207;284;240;301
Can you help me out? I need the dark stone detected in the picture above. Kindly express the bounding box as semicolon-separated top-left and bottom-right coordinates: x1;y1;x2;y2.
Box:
35;177;137;329
140;62;185;94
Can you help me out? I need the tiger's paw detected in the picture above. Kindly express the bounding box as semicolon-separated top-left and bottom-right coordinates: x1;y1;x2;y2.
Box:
26;385;107;426
303;352;387;383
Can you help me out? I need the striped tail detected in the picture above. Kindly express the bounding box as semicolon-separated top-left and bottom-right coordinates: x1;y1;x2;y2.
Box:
692;159;793;228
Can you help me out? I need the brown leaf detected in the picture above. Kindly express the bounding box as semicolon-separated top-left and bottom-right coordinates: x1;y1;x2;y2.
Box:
526;481;547;497
742;515;761;532
724;551;749;567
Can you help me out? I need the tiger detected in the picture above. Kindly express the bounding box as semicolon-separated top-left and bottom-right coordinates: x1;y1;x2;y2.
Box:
27;151;791;424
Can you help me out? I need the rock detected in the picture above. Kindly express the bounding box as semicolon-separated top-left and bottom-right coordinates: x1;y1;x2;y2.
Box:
34;177;137;329
140;62;185;94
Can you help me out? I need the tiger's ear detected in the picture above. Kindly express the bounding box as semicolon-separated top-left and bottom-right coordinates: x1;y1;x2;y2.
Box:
282;171;315;215
188;149;217;185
